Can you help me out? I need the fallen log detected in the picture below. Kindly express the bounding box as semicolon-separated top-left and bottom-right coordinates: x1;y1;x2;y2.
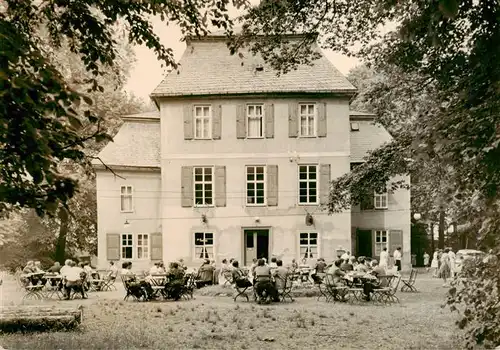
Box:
0;306;83;332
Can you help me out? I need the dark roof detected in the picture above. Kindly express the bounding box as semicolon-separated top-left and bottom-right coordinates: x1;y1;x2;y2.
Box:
151;38;356;97
92;113;160;168
350;119;392;162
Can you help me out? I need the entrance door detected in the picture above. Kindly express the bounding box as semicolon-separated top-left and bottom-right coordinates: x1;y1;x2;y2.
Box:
244;229;269;266
357;229;373;258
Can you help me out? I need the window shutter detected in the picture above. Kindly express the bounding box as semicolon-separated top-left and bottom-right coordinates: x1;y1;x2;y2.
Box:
183;104;194;140
214;166;226;207
288;102;298;137
181;166;194;207
360;191;375;210
319;164;331;205
236;104;246;139
106;233;120;261
317;102;327;137
212;104;222;140
267;165;278;206
389;230;403;257
351;227;357;256
150;232;163;261
265;103;274;138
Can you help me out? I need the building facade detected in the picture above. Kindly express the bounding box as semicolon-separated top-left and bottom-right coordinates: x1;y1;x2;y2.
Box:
94;35;411;271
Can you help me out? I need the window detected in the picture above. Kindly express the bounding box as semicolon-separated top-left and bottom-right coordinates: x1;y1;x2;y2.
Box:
137;234;149;259
194;232;214;259
299;103;316;137
120;186;133;212
298;165;318;204
121;234;133;259
350;122;360;131
374;190;388;209
194;167;213;206
374;230;388;256
194;105;211;139
246;166;265;205
299;232;318;259
247;104;264;138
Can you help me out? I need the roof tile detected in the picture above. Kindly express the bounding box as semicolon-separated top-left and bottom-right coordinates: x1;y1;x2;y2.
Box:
151;39;356;97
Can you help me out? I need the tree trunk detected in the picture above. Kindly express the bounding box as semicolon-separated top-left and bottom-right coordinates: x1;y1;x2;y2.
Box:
0;306;83;332
438;209;446;249
54;206;69;264
430;223;435;253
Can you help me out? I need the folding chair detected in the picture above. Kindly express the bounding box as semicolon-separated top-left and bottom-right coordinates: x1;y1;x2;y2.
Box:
400;269;418;292
23;284;45;300
276;274;294;302
232;279;252;302
180;273;196;300
372;275;401;304
323;274;349;303
121;275;141;301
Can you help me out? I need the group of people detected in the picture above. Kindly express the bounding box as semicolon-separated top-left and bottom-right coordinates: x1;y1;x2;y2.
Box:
423;248;457;285
121;260;188;301
20;259;108;300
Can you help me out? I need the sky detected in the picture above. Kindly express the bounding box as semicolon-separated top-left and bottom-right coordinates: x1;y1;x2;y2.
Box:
124;17;361;101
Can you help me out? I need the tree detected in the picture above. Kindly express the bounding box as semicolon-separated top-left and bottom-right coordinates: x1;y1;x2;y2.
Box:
1;0;246;217
234;1;499;347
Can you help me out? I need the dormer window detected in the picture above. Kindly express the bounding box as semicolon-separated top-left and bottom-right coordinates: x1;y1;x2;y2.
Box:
255;64;264;72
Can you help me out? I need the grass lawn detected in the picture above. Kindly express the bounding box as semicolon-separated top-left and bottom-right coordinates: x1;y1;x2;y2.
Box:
0;273;461;350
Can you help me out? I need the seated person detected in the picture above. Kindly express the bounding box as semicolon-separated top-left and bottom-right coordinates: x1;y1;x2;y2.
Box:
62;260;86;300
149;263;161;275
47;261;61;274
250;258;258;276
290;259;299;272
254;259;279;303
326;260;348;301
231;260;252;288
20;261;36;286
272;260;288;291
196;259;215;288
354;257;370;273
311;258;327;283
269;257;278;269
165;262;186;300
107;261;118;280
370;260;389;288
157;262;166;274
340;258;354;272
121;262;154;300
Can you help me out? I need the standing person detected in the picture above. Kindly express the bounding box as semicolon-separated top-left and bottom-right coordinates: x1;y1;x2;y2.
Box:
423;252;430;272
393;247;402;272
379;247;389;269
430;249;439;277
439;248;451;286
448;248;456;278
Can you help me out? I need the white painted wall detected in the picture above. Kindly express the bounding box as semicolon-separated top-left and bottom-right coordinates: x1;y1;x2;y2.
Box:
159;97;352;267
96;170;161;271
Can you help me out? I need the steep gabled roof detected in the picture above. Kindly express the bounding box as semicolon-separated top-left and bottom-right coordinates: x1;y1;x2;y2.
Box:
350;111;393;162
92;112;160;168
151;37;356;97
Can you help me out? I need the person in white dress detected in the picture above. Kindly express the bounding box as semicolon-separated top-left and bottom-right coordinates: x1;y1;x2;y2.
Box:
448;248;456;278
379;247;389;269
430;249;439;277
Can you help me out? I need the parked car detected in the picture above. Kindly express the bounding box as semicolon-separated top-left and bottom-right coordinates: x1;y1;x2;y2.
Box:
455;249;485;274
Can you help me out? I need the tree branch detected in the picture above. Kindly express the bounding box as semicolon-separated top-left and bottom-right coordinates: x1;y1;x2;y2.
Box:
88;156;126;180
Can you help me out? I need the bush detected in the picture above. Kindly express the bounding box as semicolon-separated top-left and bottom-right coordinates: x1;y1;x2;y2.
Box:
445;253;500;349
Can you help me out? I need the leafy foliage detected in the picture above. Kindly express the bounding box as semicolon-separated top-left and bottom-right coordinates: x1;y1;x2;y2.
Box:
446;252;500;349
1;0;247;217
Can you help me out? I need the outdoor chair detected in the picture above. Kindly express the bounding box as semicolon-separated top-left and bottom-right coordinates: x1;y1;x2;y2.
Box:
22;284;45;300
323;274;349;303
230;276;253;302
400;269;418;292
121;275;141;301
276;274;294;302
180;273;196;300
372;275;401;304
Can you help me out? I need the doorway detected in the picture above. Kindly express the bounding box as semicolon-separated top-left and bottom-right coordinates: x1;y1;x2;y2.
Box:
244;229;270;266
356;229;373;258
